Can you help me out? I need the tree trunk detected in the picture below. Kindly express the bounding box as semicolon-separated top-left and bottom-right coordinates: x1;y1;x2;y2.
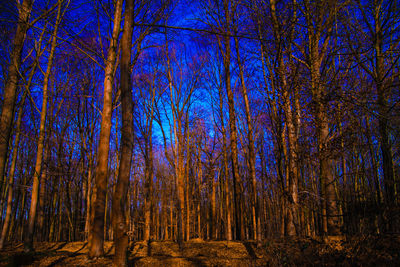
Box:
219;0;243;240
233;32;258;241
24;1;63;252
196;152;202;239
373;0;395;216
184;137;190;241
0;89;27;249
269;0;299;236
0;0;33;194
304;0;340;236
88;0;123;258
112;0;134;264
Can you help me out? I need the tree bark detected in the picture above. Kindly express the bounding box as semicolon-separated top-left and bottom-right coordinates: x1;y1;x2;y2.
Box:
88;0;123;258
24;0;63;252
219;0;243;240
303;0;340;236
233;30;258;241
373;0;395;212
0;89;27;249
269;0;299;236
0;0;33;195
112;0;134;264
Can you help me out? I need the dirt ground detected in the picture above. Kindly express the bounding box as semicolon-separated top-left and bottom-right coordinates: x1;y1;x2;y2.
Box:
1;235;399;266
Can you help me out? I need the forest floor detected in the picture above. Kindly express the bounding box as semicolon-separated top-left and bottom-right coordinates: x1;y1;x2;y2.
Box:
1;235;400;266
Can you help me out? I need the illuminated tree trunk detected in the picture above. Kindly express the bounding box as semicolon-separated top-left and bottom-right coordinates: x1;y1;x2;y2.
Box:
143;165;153;241
38;94;54;241
218;0;243;240
184;130;191;241
88;0;123;258
196;147;202;238
233;31;258;241
24;1;63;252
0;0;33;195
85;151;94;239
176;123;185;246
0;89;27;249
0;26;48;243
112;0;134;264
218;83;232;240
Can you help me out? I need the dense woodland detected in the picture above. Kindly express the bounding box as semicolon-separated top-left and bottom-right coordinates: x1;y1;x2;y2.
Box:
0;0;399;265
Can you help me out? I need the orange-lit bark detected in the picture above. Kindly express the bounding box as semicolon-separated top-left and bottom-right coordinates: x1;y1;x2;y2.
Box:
112;0;134;264
88;0;123;258
0;0;33;196
24;1;63;252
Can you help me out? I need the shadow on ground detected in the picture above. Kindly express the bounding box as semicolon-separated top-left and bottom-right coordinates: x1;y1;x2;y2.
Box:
1;235;400;266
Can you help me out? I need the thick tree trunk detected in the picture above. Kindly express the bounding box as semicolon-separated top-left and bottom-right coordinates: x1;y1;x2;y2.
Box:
0;0;33;194
304;0;340;236
373;0;395;213
318;111;340;235
88;0;123;258
112;0;134;264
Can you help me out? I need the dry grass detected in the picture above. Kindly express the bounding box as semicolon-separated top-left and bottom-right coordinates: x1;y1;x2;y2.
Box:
1;235;399;266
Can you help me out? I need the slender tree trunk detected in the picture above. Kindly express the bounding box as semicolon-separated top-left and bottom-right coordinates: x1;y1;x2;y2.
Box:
176;143;185;246
37;98;53;241
233;32;258;241
196;152;202;239
165;37;186;247
144;134;154;242
143;117;155;242
184;137;190;241
219;0;243;240
365;117;382;226
0;89;27;249
85;154;93;239
268;0;299;236
210;168;216;239
88;0;123;258
0;26;49;241
37;163;47;241
18;174;28;241
24;1;63;252
143;167;152;241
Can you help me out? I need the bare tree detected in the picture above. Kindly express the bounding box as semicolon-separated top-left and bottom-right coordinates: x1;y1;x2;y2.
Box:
112;0;134;264
88;0;123;258
24;0;65;252
0;0;33;196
